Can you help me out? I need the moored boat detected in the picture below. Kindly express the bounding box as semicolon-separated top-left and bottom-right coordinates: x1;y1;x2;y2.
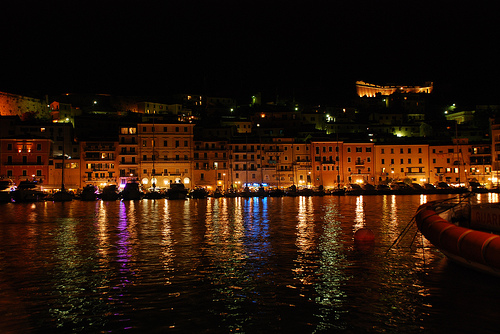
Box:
53;189;73;202
99;185;120;201
416;197;500;277
121;180;143;201
166;182;188;200
0;179;13;203
79;185;98;201
189;187;208;199
11;180;45;203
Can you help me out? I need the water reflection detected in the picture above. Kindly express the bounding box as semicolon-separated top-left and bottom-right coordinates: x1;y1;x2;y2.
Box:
1;194;500;333
315;200;348;332
354;195;364;230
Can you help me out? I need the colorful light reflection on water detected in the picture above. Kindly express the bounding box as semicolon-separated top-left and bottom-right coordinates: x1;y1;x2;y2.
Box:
1;194;500;333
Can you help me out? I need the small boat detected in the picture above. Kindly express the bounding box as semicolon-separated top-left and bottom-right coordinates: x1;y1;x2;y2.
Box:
166;182;188;200
11;180;46;203
298;187;314;196
375;184;392;195
0;180;13;203
53;188;73;202
79;185;98;201
224;189;238;198
328;187;345;196
361;183;377;195
268;188;285;197
189;187;208;199
210;188;224;198
416;196;500;277
255;186;268;197
121;180;143;201
99;185;120;201
285;185;299;197
345;183;363;196
144;190;164;199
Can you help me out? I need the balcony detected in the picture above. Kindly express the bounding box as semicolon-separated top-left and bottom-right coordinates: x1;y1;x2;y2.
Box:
83;177;117;183
83;145;116;152
354;159;365;166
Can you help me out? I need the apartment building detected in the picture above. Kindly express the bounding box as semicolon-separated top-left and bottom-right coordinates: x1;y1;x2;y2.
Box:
118;125;139;187
428;140;470;186
311;140;344;188
138;122;194;189
80;140;119;188
193;140;229;190
0;136;52;185
469;143;492;186
374;144;429;184
230;139;262;189
343;142;376;185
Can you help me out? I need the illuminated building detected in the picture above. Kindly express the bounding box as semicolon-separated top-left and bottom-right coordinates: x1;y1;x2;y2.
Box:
343;143;375;185
49;101;82;126
137;122;194;188
221;120;253;134
0;136;52;186
193;140;229;191
375;144;430;184
490;118;500;187
80;140;119;189
355;81;433;98
444;110;475;124
428;141;470;186
311;140;343;188
118;126;139;186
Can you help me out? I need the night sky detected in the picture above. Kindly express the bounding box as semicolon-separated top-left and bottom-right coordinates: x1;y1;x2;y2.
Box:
2;1;498;106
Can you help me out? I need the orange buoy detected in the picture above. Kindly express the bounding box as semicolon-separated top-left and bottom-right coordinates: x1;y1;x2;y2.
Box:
354;228;375;243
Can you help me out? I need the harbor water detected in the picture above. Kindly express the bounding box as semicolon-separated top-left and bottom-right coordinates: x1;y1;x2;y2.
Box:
1;193;500;333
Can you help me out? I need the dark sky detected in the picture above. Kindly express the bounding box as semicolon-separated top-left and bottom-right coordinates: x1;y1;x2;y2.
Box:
2;1;498;106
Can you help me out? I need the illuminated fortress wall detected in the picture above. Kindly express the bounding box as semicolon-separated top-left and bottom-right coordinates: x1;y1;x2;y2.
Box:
356;81;433;97
0;91;49;117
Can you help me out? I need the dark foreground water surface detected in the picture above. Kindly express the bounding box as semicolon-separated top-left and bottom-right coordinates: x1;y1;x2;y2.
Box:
1;194;500;333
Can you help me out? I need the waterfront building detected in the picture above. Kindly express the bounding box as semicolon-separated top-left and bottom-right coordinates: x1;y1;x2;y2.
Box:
343;142;376;185
0;136;52;186
291;141;312;188
138;122;194;189
428;140;471;186
14;122;78;159
311;140;344;188
230;138;262;189
118;125;139;188
193;140;229;191
47;155;81;192
80;140;119;189
469;142;492;186
374;144;429;184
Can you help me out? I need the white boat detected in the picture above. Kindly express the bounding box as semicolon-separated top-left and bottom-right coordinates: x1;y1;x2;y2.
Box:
11;180;45;203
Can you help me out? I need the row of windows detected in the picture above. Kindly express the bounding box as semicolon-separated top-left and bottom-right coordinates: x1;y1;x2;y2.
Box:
142;140;189;147
381;158;422;164
5;144;44;151
381;147;423;154
5;170;43;177
121;126;191;134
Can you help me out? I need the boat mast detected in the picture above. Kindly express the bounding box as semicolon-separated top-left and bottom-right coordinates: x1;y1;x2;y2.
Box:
151;116;156;190
61;139;65;191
